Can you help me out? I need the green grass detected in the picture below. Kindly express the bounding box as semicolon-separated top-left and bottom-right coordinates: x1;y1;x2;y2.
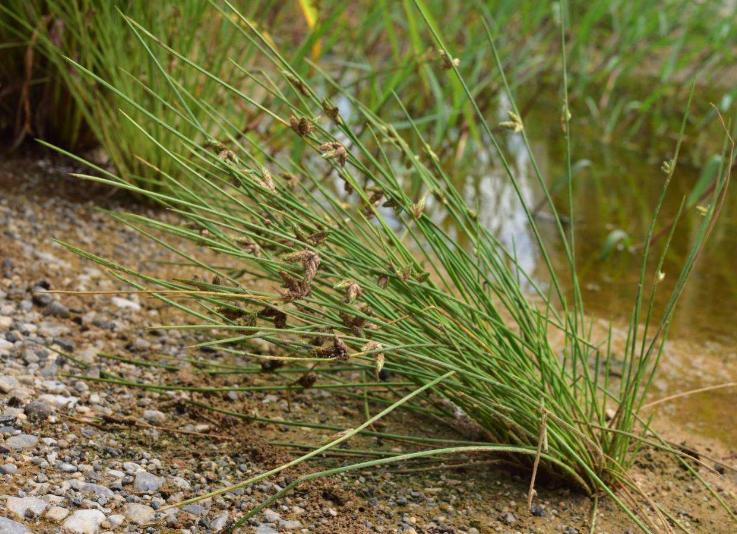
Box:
41;1;737;532
2;0;737;191
0;0;300;188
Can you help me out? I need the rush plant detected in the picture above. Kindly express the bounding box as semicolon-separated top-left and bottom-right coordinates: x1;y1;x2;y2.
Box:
49;1;732;532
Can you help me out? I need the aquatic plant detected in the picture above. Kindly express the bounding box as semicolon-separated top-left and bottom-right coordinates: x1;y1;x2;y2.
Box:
3;0;736;186
48;1;733;532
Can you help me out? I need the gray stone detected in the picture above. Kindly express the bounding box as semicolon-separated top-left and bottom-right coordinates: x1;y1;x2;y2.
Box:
0;517;31;534
262;509;280;523
45;506;70;522
171;476;190;490
122;462;140;473
24;400;53;421
62;510;105;534
181;504;205;515
107;515;124;527
142;410;166;425
123;503;155;524
111;297;141;312
6;434;38;450
280;519;301;530
0;463;18;474
209;513;230;531
6;496;48;519
133;471;164;493
44;301;69;318
38;321;70;338
57;462;76;473
255;525;278;534
80;483;114;498
0;376;20;394
38;394;78;410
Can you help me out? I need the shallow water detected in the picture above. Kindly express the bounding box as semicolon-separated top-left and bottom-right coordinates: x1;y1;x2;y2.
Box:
428;100;737;345
418;95;737;446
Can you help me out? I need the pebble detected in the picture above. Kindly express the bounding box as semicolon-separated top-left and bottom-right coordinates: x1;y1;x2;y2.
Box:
62;509;106;534
209;513;230;531
142;409;166;425
46;506;70;522
6;434;38;450
181;503;204;515
44;301;70;318
133;471;165;493
0;464;18;475
0;517;32;534
111;297;141;312
263;509;281;523
255;525;278;534
38;394;78;409
23;400;53;421
80;483;114;498
0;376;21;393
123;503;155;524
5;496;48;519
531;504;546;517
107;515;124;527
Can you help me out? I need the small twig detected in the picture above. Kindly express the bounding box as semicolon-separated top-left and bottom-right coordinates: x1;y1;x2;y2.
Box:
527;406;548;510
642;382;737;410
389;459;502;474
63;414;235;441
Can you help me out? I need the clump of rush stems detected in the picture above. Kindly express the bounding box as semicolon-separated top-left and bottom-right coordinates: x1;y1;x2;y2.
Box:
46;2;733;532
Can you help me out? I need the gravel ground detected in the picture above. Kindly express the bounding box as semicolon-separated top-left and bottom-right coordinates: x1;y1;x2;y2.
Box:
1;154;736;534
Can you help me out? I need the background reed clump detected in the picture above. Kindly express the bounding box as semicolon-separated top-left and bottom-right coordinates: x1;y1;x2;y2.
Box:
0;0;298;188
2;0;737;191
44;1;735;531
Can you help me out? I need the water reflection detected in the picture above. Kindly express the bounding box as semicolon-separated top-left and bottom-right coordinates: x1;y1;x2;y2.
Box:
429;96;736;343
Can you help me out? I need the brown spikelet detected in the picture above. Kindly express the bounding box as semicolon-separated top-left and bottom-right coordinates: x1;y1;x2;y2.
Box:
235;237;260;256
322;98;342;125
218;149;237;163
283;250;321;284
377;274;389;289
260;167;276;193
261;359;284;373
289;115;314;136
313;335;349;361
280;172;300;191
296;373;318;389
438;50;460;70
213;305;255;325
258;306;287;329
339;303;376;336
363;188;384;219
306;230;328;246
279;250;321;302
319;142;348;167
285;72;309;96
361;341;385;381
334;279;362;303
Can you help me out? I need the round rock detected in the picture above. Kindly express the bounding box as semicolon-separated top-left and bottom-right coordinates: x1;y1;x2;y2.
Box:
133;471;164;493
0;517;32;534
62;510;106;534
6;434;38;450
